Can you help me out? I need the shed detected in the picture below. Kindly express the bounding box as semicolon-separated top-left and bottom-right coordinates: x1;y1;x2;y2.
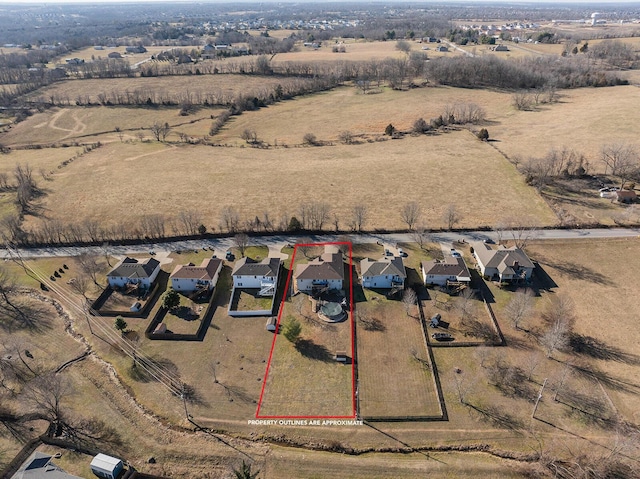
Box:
153;322;167;334
335;351;348;363
90;454;123;479
130;301;141;312
266;317;278;332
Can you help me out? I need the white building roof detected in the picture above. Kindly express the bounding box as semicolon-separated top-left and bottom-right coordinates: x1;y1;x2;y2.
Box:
90;453;122;472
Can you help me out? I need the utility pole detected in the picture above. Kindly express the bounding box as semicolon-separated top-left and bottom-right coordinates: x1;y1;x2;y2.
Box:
532;377;548;419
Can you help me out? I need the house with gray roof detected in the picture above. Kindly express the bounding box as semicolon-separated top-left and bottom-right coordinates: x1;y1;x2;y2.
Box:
11;451;82;479
106;257;161;289
232;257;281;292
472;242;534;283
421;257;471;286
170;257;223;292
360;256;406;289
295;245;344;293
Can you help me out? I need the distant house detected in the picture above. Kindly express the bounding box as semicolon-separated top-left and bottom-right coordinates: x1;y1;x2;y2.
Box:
232;257;281;296
360;256;406;289
421;257;472;286
472;242;534;283
126;45;147;54
493;44;509;51
295;245;344;293
65;58;84;65
615;189;637;203
107;51;122;59
106;257;161;289
11;451;83;479
170;257;223;293
90;454;124;479
436;45;449;52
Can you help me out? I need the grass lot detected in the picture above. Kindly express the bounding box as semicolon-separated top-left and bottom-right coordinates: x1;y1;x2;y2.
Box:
233;289;273;312
18;128;555;234
258;294;353;417
356;291;440;418
159;292;207;335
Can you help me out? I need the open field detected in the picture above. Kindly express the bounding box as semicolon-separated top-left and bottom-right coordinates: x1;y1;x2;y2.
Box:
257;289;353;417
18;127;555;234
51;45;172;67
356;291;441;418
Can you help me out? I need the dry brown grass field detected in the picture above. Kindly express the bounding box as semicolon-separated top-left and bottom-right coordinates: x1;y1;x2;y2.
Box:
52;45;170;66
18;129;555;233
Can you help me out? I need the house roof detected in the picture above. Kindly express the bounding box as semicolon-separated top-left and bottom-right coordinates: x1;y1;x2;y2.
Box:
170;258;222;281
90;454;122;472
360;257;406;279
472;242;534;270
422;257;471;278
232;257;281;277
295;246;344;281
107;257;160;279
12;452;83;479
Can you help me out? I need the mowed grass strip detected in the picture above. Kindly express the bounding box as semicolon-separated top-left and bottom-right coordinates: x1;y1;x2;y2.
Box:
356;297;440;418
21;130;556;233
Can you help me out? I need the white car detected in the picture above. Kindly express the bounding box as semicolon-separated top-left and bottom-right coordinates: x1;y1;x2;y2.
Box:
450;249;461;258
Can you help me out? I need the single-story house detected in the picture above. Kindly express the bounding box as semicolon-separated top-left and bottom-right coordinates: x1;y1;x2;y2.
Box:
106;257;161;289
232;257;281;296
360;256;406;289
421;257;471;286
295;245;344;293
126;45;147;54
615;189;637;203
170;257;223;292
494;44;509;51
436;45;449;52
12;451;83;479
472;242;534;283
107;51;122;59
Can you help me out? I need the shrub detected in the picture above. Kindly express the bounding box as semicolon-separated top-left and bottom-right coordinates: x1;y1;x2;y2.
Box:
477;128;489;141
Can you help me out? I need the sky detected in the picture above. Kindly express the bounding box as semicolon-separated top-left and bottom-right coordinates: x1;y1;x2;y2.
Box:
1;0;640;3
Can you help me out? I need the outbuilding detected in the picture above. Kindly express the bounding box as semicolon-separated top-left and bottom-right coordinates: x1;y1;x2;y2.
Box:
90;453;124;479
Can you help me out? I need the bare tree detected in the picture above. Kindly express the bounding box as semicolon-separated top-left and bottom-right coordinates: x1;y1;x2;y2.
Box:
475;345;493;368
402;287;418;317
14;163;38;214
0;265;28;323
233;233;250;257
540;315;572;358
601;143;639;189
451;370;475;404
411;225;430;250
241;128;258;145
300;201;330;231
443;203;462;230
499;216;539;249
553;362;572;401
400;201;422;230
178;209;202;236
350;204;368;232
26;372;71;423
150;122;171;142
504;288;534;330
338;130;354;144
220;205;240;233
76;253;103;288
524;352;542;381
455;288;477;325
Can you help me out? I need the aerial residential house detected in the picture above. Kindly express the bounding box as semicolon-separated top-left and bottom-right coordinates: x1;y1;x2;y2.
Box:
436;45;449;52
614;189;637;204
295;245;344;293
232;257;281;296
106;257;161;289
360;256;406;289
170;257;223;293
11;451;83;479
421;257;472;286
472;242;534;283
493;44;509;51
107;51;122;59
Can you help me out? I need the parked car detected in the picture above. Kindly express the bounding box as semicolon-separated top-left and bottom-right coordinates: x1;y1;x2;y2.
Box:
450;249;461;258
431;332;454;341
225;251;235;261
599;187;610;192
384;249;392;256
483;238;495;244
398;248;407;257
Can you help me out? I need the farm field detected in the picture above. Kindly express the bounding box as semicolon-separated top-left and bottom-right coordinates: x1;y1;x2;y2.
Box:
17;126;555;234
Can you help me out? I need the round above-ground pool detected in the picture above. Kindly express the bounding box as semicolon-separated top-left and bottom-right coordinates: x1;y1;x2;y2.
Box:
318;301;347;323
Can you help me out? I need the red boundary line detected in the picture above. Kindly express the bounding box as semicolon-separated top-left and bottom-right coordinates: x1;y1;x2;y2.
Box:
255;241;356;419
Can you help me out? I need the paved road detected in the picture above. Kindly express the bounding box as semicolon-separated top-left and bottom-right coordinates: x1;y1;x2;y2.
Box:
2;228;638;260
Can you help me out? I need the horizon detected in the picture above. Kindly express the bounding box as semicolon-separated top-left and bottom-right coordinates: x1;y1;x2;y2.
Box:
1;0;640;4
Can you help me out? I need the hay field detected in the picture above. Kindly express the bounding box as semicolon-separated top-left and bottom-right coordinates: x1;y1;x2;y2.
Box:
52;45;170;66
21;130;555;232
25;74;287;105
217;85;515;144
1;106;225;146
490;85;640;167
526;238;640;421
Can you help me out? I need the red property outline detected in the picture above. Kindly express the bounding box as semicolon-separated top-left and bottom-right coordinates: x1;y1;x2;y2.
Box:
255;241;356;419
